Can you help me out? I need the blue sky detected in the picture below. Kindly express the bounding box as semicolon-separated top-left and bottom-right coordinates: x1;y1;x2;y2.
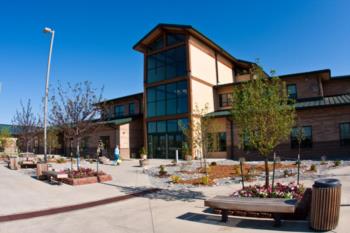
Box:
0;0;349;123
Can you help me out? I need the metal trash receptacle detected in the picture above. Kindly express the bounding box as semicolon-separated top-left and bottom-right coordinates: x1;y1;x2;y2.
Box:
310;178;341;231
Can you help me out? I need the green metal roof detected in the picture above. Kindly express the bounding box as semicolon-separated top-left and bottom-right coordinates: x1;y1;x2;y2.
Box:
295;94;350;109
206;94;350;117
97;117;132;125
206;110;231;118
0;124;18;135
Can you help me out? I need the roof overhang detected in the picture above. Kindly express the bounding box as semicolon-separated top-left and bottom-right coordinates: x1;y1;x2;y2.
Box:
133;23;253;68
96;117;132;126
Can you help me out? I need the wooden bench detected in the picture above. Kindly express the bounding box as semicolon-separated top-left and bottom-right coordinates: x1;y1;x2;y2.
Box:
42;171;68;185
204;196;298;226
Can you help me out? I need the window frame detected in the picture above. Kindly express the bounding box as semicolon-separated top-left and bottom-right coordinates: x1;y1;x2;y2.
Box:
128;102;135;115
339;122;350;146
146;80;188;117
287;84;298;99
114;105;125;118
219;93;233;108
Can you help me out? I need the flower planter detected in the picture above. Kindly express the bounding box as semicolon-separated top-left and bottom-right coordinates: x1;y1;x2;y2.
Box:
62;176;98;186
98;174;112;182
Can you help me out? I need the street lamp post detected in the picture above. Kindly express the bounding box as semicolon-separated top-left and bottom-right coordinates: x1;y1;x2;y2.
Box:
43;27;55;163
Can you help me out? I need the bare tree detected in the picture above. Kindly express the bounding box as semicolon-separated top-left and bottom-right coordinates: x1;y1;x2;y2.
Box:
50;81;103;169
12;99;40;154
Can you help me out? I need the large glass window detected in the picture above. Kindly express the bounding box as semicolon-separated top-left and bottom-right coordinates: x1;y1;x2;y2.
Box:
166;33;185;46
287;84;297;99
147;118;188;159
147;80;188;117
147;45;187;83
219;93;233;107
209;132;227;152
291;126;312;148
114;105;124;117
148;37;164;51
340;122;350;146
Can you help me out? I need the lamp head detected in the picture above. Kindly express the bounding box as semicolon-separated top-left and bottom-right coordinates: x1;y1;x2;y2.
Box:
43;27;54;33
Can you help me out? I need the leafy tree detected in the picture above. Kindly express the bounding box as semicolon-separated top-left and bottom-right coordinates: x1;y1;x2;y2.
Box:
50;81;103;169
12;100;40;153
0;128;11;151
231;66;295;186
180;104;215;176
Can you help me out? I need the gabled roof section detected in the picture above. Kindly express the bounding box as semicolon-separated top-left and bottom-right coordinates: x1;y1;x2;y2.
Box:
96;92;143;106
279;69;331;81
133;23;254;68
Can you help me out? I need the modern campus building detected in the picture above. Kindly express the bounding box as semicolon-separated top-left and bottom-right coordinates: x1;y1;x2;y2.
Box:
78;24;350;160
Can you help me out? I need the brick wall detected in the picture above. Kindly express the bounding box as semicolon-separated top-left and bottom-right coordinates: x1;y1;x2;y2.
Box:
323;79;350;96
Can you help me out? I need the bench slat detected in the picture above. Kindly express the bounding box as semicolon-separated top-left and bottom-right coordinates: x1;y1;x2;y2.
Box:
205;196;297;213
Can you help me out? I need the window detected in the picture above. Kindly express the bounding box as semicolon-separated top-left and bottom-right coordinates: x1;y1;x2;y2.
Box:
129;103;135;115
114;105;124;117
287;84;297;99
166;33;186;46
147;80;188;117
209;132;227;152
219;93;233;107
148;37;164;51
147;45;187;83
340;122;350;146
291;126;312;148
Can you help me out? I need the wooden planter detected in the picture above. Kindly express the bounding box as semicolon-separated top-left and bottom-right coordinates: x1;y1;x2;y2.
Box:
62;174;112;186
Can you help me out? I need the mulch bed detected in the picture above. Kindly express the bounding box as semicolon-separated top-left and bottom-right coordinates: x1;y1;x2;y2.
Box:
178;162;299;186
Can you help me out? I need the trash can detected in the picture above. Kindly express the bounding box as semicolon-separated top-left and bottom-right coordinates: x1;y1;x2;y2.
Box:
310;178;341;231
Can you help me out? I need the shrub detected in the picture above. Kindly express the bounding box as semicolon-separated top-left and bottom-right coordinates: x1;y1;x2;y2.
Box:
159;165;167;176
210;161;217;166
56;158;66;163
283;169;290;177
171;175;181;183
201;175;210;185
234;166;241;175
233;182;305;200
310;164;317;172
68;168;105;178
334;160;341;167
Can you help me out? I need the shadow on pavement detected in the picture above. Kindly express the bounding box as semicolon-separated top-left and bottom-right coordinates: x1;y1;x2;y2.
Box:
177;212;314;232
100;182;206;202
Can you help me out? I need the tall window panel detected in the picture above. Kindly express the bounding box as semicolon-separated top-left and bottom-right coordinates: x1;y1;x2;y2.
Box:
147;45;187;83
340;122;350;146
114;105;124;117
291;126;312;148
147;80;188;117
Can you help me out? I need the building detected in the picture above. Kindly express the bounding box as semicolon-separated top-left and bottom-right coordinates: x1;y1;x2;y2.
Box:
0;124;18;154
90;23;350;160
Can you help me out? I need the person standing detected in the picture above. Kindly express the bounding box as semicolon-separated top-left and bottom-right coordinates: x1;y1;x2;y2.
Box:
114;145;120;166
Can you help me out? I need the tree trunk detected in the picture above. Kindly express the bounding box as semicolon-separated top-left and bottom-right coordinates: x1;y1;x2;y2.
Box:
76;137;80;170
264;157;269;187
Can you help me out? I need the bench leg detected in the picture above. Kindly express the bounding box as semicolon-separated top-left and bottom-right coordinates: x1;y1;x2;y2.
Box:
272;213;282;227
221;210;228;223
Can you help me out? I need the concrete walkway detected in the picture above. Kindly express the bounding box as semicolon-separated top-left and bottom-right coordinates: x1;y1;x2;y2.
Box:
0;159;349;233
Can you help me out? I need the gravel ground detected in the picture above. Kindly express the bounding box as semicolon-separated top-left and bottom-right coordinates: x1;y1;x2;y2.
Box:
144;159;350;189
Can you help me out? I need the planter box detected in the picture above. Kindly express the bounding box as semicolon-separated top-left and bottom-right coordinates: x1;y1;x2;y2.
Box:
98;174;112;182
62;174;112;186
62;176;98;186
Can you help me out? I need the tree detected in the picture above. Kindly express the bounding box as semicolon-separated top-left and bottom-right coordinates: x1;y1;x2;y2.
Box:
47;128;61;155
0;128;11;151
231;66;295;187
50;81;103;169
12;100;40;153
180;104;214;176
294;126;305;158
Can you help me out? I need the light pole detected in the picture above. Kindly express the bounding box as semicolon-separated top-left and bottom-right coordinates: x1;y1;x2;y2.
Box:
43;27;55;163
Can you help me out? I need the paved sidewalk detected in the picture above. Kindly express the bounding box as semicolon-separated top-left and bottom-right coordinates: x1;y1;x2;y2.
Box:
0;159;349;233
